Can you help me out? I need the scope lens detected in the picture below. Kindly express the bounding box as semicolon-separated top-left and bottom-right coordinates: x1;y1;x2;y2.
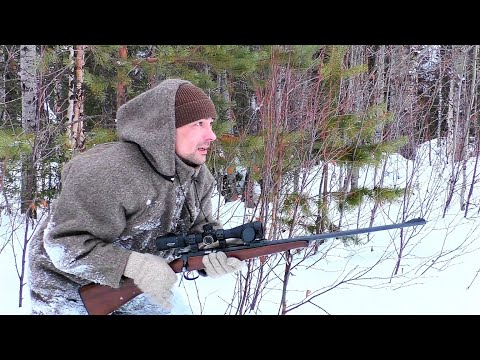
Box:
242;226;256;243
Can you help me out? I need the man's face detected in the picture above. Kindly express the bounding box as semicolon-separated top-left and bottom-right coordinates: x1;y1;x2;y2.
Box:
175;118;217;166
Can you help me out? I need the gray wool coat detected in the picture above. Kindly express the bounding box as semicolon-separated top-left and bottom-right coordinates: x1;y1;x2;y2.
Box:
28;79;221;315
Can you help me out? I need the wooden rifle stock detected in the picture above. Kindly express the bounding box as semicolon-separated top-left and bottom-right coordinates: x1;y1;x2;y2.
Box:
78;217;426;315
78;240;309;315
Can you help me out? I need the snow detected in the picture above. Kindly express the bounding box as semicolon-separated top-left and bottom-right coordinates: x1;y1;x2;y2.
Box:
1;139;480;315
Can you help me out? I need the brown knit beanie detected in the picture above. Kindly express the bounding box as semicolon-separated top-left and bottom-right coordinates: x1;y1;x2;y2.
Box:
175;83;217;128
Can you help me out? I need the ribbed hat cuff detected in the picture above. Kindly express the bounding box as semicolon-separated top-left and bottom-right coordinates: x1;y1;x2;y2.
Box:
175;99;217;128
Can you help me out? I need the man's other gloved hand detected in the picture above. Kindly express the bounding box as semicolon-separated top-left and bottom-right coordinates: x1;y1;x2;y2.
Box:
202;251;244;278
123;252;177;311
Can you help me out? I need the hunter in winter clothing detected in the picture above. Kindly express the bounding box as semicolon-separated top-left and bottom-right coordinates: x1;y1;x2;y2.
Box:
28;79;244;315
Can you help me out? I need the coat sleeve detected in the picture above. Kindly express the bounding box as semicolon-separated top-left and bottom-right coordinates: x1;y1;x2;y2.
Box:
189;177;222;234
43;159;132;288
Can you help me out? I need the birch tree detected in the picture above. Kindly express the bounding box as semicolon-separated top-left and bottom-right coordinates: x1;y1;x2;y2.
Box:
443;45;470;214
463;45;480;216
459;45;478;211
66;45;86;156
19;45;38;215
0;45;6;124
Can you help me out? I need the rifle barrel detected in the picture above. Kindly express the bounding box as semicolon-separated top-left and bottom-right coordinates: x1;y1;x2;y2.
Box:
244;217;426;246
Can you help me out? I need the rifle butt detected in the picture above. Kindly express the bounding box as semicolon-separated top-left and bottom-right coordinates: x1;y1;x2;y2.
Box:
78;278;142;315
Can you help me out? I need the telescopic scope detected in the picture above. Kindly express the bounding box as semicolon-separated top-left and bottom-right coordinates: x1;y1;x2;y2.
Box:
155;221;264;251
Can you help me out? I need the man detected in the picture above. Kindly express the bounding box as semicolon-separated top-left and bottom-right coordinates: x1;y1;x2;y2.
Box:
28;79;244;315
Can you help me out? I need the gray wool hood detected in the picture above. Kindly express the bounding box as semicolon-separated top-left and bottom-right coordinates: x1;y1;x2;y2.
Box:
117;78;190;178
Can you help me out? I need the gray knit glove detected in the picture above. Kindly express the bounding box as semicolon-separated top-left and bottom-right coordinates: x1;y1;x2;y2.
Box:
123;252;178;311
202;251;244;278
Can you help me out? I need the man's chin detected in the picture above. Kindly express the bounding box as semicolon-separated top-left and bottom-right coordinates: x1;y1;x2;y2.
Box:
179;155;206;167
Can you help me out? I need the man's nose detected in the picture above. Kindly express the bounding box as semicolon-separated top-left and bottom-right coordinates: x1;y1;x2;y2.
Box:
206;126;217;142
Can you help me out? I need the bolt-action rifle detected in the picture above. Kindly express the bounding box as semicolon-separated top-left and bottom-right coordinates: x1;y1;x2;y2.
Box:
78;217;426;315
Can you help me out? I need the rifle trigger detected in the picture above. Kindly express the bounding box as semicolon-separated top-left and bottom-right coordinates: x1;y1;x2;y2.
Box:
181;254;200;280
181;254;189;273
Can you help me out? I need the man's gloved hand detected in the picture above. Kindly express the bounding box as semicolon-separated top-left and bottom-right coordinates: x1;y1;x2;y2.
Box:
123;252;178;311
202;251;244;278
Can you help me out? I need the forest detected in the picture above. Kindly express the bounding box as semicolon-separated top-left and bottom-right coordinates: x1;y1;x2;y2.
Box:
1;45;479;314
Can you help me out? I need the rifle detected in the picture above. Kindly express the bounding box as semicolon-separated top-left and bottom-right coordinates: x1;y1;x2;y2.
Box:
78;217;426;315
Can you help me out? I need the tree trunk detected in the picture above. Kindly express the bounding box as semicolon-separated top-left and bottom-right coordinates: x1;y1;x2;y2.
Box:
0;45;6;124
460;45;478;211
66;45;86;156
0;46;10;213
117;45;128;109
20;45;38;133
369;45;387;225
19;45;38;214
